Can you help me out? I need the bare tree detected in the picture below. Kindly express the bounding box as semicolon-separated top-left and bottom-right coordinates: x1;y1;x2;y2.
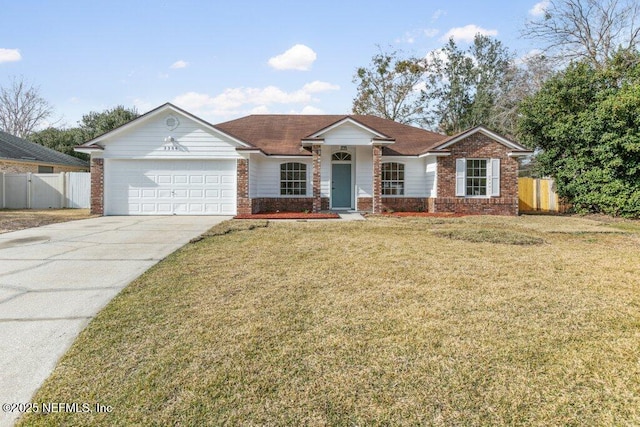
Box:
352;48;428;125
493;53;556;138
523;0;640;67
0;77;54;137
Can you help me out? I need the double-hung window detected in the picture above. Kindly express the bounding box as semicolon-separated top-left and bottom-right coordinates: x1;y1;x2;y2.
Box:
381;162;404;196
466;159;487;196
455;158;500;197
280;162;307;196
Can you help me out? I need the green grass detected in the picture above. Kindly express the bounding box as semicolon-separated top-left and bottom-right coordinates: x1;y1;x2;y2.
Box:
19;215;640;426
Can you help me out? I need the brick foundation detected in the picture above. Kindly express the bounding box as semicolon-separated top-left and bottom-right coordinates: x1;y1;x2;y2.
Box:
436;133;520;215
252;197;312;213
357;197;373;212
90;158;104;215
434;197;518;215
251;197;329;214
381;197;433;212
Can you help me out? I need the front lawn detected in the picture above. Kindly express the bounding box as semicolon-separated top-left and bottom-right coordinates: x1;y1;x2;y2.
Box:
19;216;640;426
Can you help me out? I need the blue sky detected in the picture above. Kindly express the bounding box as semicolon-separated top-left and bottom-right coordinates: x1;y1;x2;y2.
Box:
0;0;548;128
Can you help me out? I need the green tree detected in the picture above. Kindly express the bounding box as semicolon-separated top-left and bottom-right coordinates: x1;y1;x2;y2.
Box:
78;105;138;141
352;49;428;125
427;34;514;135
518;52;640;217
29;127;86;160
30;105;139;160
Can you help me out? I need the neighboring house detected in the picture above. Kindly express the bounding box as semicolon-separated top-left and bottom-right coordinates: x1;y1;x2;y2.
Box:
0;130;88;173
76;103;532;216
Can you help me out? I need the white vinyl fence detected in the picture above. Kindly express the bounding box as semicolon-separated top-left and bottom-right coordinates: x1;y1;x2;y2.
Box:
0;172;90;209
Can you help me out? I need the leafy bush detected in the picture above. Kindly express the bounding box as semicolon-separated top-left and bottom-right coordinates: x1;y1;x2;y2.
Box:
518;52;640;218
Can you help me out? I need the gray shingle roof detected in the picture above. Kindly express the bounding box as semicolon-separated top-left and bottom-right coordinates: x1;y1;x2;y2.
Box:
0;130;88;168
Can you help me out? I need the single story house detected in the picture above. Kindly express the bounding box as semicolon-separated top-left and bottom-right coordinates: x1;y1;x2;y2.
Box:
0;130;88;173
76;103;532;216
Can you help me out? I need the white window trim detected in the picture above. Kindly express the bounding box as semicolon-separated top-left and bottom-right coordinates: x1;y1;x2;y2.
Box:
381;161;405;197
455;158;500;198
279;162;309;197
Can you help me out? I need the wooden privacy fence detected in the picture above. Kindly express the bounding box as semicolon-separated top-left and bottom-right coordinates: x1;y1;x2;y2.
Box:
0;172;90;209
518;177;569;213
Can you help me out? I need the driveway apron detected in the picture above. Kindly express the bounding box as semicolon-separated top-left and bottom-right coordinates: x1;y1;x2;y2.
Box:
0;215;229;427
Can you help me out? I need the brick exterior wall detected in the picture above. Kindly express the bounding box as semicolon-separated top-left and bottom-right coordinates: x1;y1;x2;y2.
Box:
312;145;322;213
90;158;104;215
381;197;432;212
236;158;251;215
372;145;382;213
0;160;87;173
251;197;329;214
357;197;373;212
252;197;313;213
436;134;519;215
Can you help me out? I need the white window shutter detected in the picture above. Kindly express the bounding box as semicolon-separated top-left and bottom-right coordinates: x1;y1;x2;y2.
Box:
455;159;466;197
490;158;500;197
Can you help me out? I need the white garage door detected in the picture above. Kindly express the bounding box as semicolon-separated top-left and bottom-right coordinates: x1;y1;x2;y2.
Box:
105;159;236;215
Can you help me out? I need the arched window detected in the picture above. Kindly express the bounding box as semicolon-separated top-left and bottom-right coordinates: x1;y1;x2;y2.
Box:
332;152;352;161
381;162;404;195
280;162;307;195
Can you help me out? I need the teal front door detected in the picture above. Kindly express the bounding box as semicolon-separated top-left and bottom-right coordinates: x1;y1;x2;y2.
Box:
332;163;352;208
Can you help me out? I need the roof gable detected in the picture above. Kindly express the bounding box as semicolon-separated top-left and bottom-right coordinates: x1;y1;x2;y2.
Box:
306;117;390;139
79;103;248;148
0;130;88;167
429;126;532;153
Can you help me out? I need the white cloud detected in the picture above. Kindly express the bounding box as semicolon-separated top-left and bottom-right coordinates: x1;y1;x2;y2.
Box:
300;106;325;114
424;28;440;38
250;105;270;114
426;48;449;64
0;48;21;63
170;60;188;69
172;80;339;119
431;9;446;22
302;81;340;93
131;98;156;114
396;28;439;44
268;44;317;71
441;24;498;43
396;31;417;44
516;48;544;65
529;0;550;17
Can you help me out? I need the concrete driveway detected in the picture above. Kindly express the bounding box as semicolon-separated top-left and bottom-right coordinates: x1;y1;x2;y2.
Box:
0;215;230;427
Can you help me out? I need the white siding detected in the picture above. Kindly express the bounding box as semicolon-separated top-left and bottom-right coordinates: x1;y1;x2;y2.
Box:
320;149;332;197
355;146;373;197
252;157;312;197
426;157;437;198
248;155;259;198
102;114;241;159
323;122;378;146
381;157;433;197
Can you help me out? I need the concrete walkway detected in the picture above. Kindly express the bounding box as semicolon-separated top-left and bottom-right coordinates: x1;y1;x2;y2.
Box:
337;212;366;221
0;216;229;427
